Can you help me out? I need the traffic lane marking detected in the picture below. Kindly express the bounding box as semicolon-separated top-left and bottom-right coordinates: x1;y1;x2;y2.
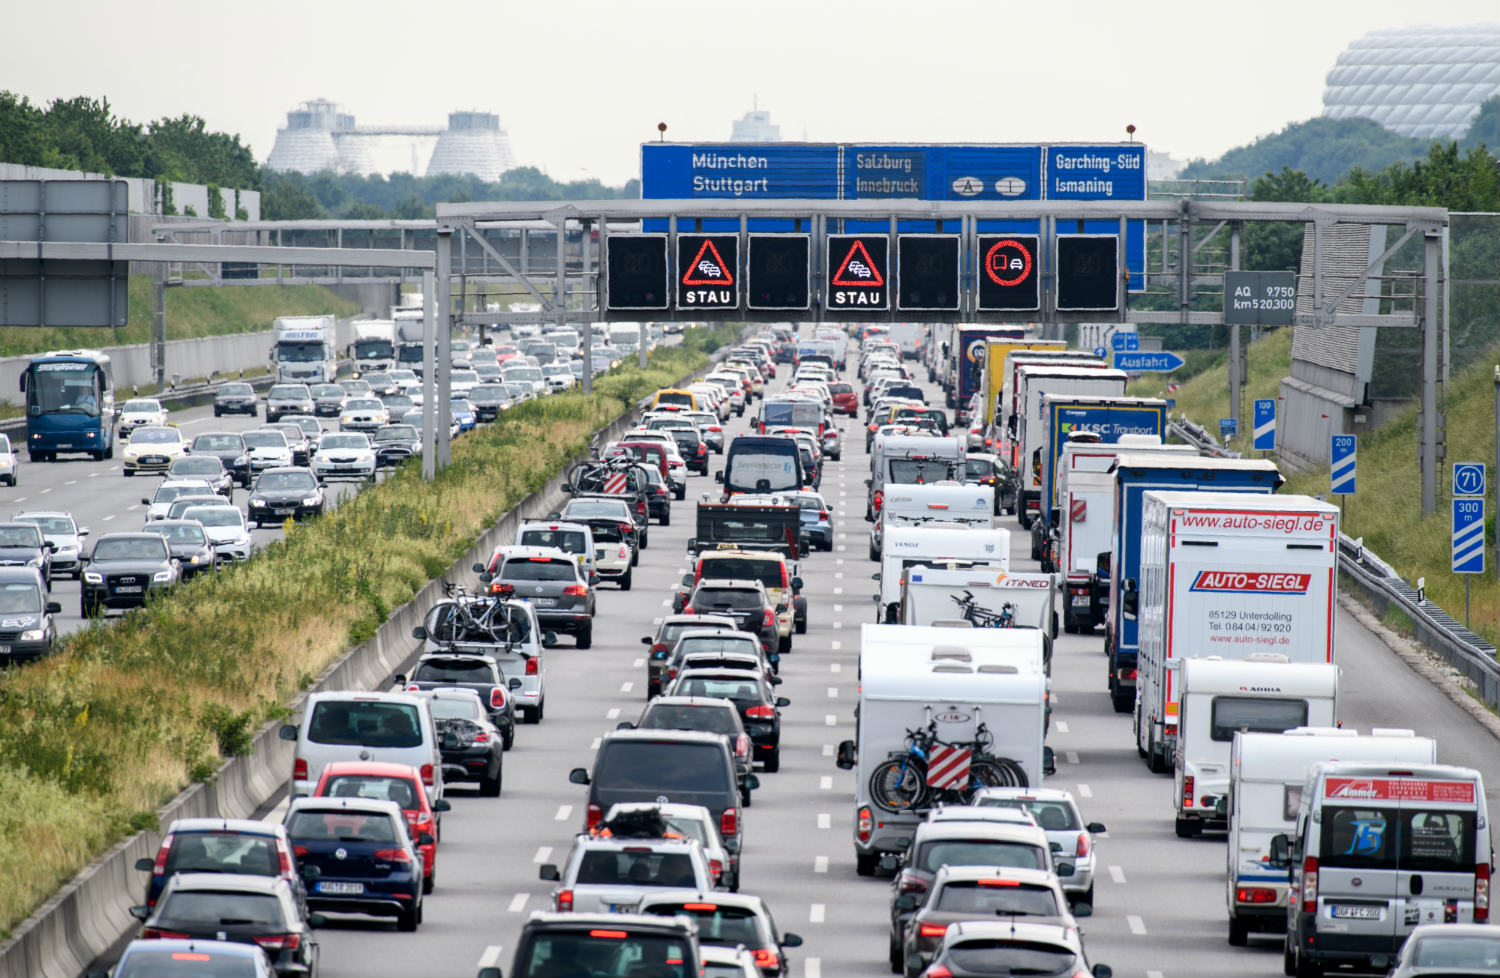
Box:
1127;914;1147;935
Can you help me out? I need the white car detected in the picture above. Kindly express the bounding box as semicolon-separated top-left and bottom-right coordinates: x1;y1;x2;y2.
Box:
541;364;573;391
449;369;480;397
142;479;217;521
116;398;168;437
388;368;421;395
241;429;294;473
501;365;546;395
604;802;737;890
339;397;390;432
312;432;377;482
0;433;16;486
972;786;1107;905
122;426;188;476
180;503;252;562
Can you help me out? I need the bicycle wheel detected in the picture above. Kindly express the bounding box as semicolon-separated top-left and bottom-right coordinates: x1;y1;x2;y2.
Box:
868;757;929;814
963;756;1028;797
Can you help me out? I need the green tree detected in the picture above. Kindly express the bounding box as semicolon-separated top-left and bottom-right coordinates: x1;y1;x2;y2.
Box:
260;179;326;220
1245;167;1330;272
391;194;433;219
1460;96;1499;153
0;92;62;167
1182;116;1432;186
340;201;387;220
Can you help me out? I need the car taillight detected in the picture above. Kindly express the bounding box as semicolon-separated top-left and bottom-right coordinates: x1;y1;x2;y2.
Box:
151;835;173;875
1182;776;1194;808
563;584;588;596
1302;856;1319;913
1075;833;1090;858
491;582;514;595
857;807;872;844
253;933;301;951
636;500;646;515
873;490;884;513
556;888;574;911
1122;667;1138;681
586;804;602;830
697;445;706;456
737;734;751;759
142;929;191;940
897;872;930;895
763;608;775;628
293;845;309;857
374;847;413;864
473;730;491;743
1479;862;1491;922
526;656;538;675
682;607;695;616
292;758;307;782
490;687;507;709
277;842;294;877
752;948;778;969
745;704;776;719
721;807;737;837
1237;886;1277;904
406;684;421;692
709;858;723;880
819;510;829;520
918;923;949;938
419;763;434;788
1165;723;1178;737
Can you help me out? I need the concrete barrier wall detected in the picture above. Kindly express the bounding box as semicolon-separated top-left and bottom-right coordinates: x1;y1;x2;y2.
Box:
0;342;732;978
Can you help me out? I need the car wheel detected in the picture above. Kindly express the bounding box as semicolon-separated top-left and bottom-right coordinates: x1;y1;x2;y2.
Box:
659;509;670;526
794;598;808;634
423;867;434;895
576;622;593;649
856;851;879;877
778;634;791;655
741;786;752;808
396;904;419;932
763;746;780;773
639;531;649;550
674;485;686;501
123;469;133;477
888;935;903;974
1228;914;1248;947
480;767;502;796
619;567;632;591
631;547;639;567
214;408;222;417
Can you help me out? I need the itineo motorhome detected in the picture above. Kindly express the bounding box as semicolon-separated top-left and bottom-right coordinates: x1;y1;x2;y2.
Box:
834;624;1052;876
1274;762;1493;976
875;525;1010;624
1129;491;1338;774
1172;655;1339;838
870;481;994;560
1013;366;1127;528
1224;728;1436;948
898;562;1058;671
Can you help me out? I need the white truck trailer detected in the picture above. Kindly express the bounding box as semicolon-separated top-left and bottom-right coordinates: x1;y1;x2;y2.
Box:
350;320;397;376
272;315;337;384
1012;365;1126;528
870;481;994;560
1128;490;1338;774
835;624;1053;876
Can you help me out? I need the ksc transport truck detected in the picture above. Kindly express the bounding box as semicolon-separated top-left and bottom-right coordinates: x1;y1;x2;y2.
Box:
1105;453;1282;714
1127;491;1339;774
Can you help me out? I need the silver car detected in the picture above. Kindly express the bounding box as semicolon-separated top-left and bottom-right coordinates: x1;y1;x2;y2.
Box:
12;511;88;579
538;834;716;913
972;786;1107;905
180;504;253;562
1388;922;1500;976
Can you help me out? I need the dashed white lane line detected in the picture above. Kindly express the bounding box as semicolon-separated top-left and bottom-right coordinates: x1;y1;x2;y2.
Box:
620;681;634;693
64;479;77;485
590;737;602;750
506;894;527;913
836;558;844;566
102;514;114;521
1146;971;1164;978
832;621;842;629
831;640;841;650
532;846;551;864
39;488;51;494
816;813;831;829
632;657;645;668
1065;750;1080;765
813;855;828;873
830;663;841;673
805;959;822;978
809;903;826;923
834;572;844;580
1078;783;1093;799
1127;914;1147;935
833;604;843;613
819;776;833;790
827;687;838;698
837;545;846;552
822;743;834;756
1109;865;1127;884
88;472;99;478
1055;720;1069;734
660;598;670;607
606;707;621;720
554;805;572;821
480;943;506;966
825;714;837;726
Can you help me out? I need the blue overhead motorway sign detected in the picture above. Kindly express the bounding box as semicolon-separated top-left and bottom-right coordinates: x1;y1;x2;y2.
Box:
1113;351;1184;372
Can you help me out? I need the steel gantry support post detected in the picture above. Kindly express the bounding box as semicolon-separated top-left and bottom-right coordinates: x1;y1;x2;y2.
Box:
421;272;437;479
436;229;453;469
1421;231;1442;517
581;220;593;395
1229;223;1242;435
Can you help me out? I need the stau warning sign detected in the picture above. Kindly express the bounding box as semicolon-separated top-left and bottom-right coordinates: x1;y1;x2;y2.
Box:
827;235;890;310
675;234;739;308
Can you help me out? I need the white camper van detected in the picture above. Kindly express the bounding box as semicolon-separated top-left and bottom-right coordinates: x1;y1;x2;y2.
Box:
875;525;1010;623
899;563;1058;669
870;481;994;560
1224;728;1436;947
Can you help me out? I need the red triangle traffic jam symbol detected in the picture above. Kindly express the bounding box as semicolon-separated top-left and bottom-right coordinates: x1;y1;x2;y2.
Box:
831;239;885;287
682;239;734;286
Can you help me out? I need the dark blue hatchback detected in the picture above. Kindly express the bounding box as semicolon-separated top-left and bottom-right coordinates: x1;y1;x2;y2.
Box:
283;797;426;932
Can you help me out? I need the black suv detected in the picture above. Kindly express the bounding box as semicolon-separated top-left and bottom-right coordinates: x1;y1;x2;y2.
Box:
212;381;258;417
684;579;779;656
485;911;700;978
247;467;326;527
0;522;54;588
191;432;252;488
666;668;789;773
396;652;517;750
81;533;178;616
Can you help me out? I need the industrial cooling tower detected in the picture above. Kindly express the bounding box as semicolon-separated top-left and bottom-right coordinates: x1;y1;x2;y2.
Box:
425;111;518;182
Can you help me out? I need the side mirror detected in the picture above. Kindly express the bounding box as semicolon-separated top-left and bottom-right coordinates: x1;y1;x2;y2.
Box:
616;721;635;731
279;724;299;741
568;768;590;785
79;528;89;537
640;636;652;645
46;601;61;614
1073;902;1093;918
433;798;452;813
792;576;804;591
417;833;435;846
1055;861;1075;877
769;675;783;686
411;625;428;640
775;696;790;707
479;572;493;584
46;541;57;552
1269;833;1291;869
894;894;918;912
538;864;560;881
835;740;856;769
681;573;695;588
542;631;559;648
1093;967;1113;978
301;864;321;881
1087;822;1107;834
781;932;803;948
714;471;724;484
1043;746;1057;777
1121;589;1138;620
589;572;599;585
685;538;698;553
393;674;408;686
140;498;151;506
878;853;900;873
478;968;504;978
871;572;881;581
560;484;573;494
134;856;154;871
129;904;150;920
307;912;327;928
743;774;761;791
508;677;523;691
472;562;485;574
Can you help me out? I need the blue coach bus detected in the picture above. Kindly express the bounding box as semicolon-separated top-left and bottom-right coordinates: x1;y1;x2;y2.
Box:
18;350;116;461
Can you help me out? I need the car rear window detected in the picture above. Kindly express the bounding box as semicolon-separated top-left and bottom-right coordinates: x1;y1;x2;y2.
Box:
320;774;420;809
413;658;494;684
977;798;1080;832
286;810;398;843
1319;806;1476;872
699;557;783;588
576;849;699;887
520;529;588;554
934;880;1060;916
116;949;262;978
307;700;423;749
888;459;959;484
644;902;758;945
520;935;693;978
595;742;731;792
692;588;763;611
916;840;1047;874
640;705;740;737
501;558;577;582
157;890;283;927
1209;696;1309;742
674;677;761;702
164;833;280;877
677;636;760;657
946;940;1077;975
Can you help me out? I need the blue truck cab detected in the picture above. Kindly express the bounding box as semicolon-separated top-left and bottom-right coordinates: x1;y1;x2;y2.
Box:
1104;454;1283;714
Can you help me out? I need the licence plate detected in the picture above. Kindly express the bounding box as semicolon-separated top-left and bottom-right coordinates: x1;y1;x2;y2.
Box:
1071;595;1091;606
0;646;9;654
143;456;166;464
1331;905;1383;920
530;597;557;608
606;903;637;913
114;585;143;594
274;508;295;516
318;881;364;895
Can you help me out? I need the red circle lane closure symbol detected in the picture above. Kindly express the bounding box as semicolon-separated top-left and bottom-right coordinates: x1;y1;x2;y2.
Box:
831;239;885;288
985;238;1032;287
682;239;734;286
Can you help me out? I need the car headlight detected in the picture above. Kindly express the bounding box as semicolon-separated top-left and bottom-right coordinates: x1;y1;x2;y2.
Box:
234;455;248;466
20;628;45;642
189;554;203;564
302;496;321;506
152;570;173;582
84;571;103;584
26;557;42;567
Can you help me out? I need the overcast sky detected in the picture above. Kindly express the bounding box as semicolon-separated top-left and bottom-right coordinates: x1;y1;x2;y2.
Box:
9;0;1496;185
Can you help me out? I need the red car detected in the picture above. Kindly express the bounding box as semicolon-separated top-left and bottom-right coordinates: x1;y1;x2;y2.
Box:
312;761;448;892
828;382;859;416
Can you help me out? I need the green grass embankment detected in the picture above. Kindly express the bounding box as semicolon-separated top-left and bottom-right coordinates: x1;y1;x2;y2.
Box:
0;277;361;358
0;323;739;935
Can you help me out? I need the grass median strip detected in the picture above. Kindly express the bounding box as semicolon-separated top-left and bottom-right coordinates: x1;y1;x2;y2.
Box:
0;324;738;936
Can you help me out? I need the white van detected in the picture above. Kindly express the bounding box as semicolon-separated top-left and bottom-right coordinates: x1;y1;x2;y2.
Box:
1173;656;1338;837
1275;762;1493;976
514;519;597;579
870;481;994;559
281;691;444;800
899;563;1057;663
1225;728;1435;947
867;434;965;521
875;525;1009;623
